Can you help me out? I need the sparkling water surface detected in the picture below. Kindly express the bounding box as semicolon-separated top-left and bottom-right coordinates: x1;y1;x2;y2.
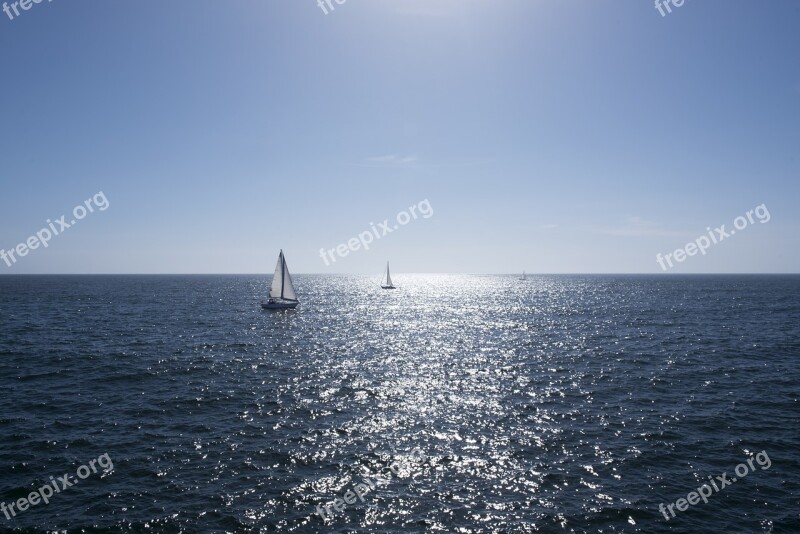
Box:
0;275;798;532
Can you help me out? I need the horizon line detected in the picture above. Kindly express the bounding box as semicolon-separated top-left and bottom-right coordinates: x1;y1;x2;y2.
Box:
1;272;799;276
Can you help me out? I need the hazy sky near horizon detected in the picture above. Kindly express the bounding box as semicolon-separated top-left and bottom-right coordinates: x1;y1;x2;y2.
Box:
0;0;798;274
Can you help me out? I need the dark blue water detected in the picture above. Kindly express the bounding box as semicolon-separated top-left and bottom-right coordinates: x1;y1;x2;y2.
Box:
0;275;798;533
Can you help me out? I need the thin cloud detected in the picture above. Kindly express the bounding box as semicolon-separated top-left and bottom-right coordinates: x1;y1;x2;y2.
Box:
592;216;688;238
394;7;451;18
356;154;419;167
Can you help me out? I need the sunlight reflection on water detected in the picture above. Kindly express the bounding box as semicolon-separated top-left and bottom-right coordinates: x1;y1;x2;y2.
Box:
0;275;797;532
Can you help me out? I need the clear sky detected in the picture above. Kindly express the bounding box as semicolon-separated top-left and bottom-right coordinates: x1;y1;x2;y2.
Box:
0;0;798;274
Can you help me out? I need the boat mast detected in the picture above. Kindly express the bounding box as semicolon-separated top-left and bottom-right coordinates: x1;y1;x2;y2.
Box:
280;250;285;299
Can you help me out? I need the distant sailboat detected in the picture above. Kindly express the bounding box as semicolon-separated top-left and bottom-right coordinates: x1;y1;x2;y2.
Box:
519;270;527;281
261;250;299;309
381;261;396;289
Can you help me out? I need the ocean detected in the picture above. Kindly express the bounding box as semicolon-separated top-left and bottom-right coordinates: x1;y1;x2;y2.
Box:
0;274;798;532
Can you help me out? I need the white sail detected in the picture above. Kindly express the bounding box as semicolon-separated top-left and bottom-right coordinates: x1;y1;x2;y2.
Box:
269;255;283;298
384;262;393;287
269;250;298;301
281;258;298;300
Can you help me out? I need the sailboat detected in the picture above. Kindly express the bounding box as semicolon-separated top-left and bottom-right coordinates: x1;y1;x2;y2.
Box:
519;270;527;281
261;250;299;309
381;261;396;289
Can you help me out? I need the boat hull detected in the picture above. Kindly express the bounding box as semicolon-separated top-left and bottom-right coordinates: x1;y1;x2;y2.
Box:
261;300;299;310
381;285;396;290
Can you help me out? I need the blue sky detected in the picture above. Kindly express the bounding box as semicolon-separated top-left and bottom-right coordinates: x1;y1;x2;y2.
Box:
0;0;798;274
